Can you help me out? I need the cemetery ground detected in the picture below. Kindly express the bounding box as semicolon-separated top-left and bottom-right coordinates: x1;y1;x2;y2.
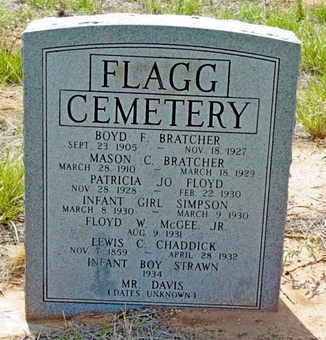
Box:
0;89;326;339
1;0;326;339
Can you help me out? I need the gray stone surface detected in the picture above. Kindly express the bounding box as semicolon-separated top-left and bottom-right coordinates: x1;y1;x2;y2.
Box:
23;14;301;320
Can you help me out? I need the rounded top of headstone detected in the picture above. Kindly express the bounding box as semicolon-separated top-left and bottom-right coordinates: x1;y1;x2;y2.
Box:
24;14;300;43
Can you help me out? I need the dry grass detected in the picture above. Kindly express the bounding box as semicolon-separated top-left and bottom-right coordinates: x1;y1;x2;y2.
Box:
286;215;326;239
0;244;25;291
23;308;196;339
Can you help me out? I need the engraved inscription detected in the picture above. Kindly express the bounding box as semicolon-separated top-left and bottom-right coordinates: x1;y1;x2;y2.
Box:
44;46;278;309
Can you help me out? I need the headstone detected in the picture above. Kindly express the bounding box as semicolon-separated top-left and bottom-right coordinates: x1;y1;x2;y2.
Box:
23;14;301;320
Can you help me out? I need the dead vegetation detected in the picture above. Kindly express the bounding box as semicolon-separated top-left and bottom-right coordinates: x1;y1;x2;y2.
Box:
0;244;25;292
22;309;197;339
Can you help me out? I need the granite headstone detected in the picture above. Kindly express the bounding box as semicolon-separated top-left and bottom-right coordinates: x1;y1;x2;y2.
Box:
23;14;301;319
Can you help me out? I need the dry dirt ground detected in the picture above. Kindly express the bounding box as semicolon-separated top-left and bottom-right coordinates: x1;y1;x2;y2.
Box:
0;78;325;340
